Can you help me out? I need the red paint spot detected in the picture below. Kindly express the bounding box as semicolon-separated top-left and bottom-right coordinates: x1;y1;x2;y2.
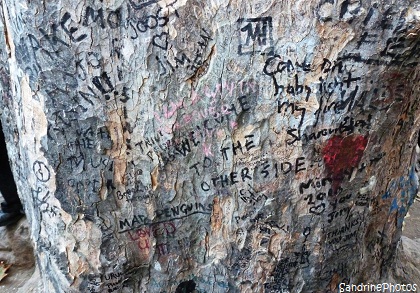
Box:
322;135;368;192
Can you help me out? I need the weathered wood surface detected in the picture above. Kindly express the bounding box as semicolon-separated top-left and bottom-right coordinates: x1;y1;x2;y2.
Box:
0;0;419;292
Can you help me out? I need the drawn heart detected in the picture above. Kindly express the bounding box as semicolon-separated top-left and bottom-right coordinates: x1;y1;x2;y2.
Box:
152;32;168;50
322;135;368;176
309;203;325;215
322;134;368;193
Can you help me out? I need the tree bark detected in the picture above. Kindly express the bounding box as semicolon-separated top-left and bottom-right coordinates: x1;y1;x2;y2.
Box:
0;0;419;292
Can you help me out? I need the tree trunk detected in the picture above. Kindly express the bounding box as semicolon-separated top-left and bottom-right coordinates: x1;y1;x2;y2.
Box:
0;0;419;292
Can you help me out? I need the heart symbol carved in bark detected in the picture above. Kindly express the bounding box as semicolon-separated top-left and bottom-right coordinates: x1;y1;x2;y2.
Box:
152;32;168;50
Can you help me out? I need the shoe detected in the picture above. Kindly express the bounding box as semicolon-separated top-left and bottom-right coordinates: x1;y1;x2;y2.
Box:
0;211;24;227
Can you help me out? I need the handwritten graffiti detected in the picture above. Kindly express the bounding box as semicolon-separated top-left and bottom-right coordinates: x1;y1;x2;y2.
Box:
263;55;312;96
323;213;365;251
119;202;212;232
33;161;51;182
237;17;273;55
82;7;122;30
239;185;268;205
136;12;168;33
265;244;310;292
300;178;330;213
32;187;60;218
128;0;158;10
157;28;213;75
286;115;371;145
127;222;176;253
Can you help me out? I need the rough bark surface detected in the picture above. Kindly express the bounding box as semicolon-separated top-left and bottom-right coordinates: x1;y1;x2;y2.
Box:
0;0;419;292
